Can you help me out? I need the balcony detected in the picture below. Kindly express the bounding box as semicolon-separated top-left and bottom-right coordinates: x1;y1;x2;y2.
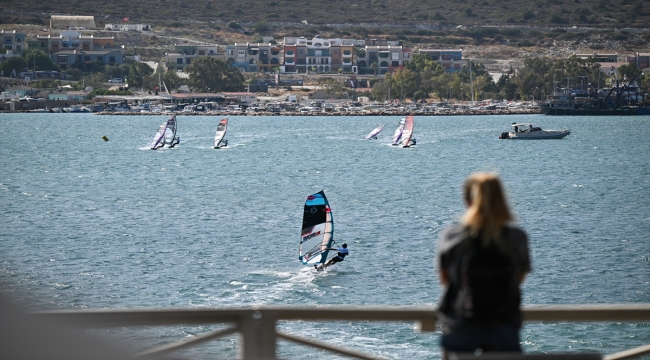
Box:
20;304;650;360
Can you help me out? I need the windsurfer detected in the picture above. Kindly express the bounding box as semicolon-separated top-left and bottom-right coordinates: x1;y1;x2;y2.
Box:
322;243;349;269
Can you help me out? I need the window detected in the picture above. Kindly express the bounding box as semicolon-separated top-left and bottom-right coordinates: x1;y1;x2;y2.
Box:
177;58;183;64
380;61;388;67
198;50;205;55
392;61;400;67
391;52;399;60
63;43;69;48
285;58;294;64
227;49;234;55
379;52;389;58
315;50;322;57
238;50;245;57
109;56;116;63
58;55;67;62
343;50;351;56
286;50;294;56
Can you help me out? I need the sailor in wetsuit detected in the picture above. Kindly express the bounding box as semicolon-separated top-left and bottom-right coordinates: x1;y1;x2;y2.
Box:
320;243;349;269
223;139;228;147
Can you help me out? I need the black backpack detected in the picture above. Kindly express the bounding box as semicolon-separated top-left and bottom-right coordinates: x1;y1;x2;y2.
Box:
451;230;520;321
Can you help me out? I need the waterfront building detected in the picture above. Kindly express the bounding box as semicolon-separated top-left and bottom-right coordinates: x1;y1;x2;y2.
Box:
1;30;26;55
221;92;257;105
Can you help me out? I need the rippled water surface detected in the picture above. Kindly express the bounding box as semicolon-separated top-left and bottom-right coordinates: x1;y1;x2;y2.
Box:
1;113;648;359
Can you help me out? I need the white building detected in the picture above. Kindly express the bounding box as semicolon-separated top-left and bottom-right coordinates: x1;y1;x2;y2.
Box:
104;24;152;31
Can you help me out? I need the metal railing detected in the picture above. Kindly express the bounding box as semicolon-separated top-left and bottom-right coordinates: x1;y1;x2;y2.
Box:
36;304;650;360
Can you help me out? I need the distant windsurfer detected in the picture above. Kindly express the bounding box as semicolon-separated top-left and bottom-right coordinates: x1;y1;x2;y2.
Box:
318;243;348;269
223;139;228;147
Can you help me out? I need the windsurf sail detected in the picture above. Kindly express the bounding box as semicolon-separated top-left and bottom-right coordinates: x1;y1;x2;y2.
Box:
163;115;179;147
150;115;178;150
214;118;228;148
400;115;414;147
391;118;406;145
364;124;385;140
150;123;167;149
299;191;334;266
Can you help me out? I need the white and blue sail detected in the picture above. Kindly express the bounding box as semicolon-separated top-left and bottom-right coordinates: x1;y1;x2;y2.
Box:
151;115;179;149
364;124;384;140
299;191;334;266
391;118;406;145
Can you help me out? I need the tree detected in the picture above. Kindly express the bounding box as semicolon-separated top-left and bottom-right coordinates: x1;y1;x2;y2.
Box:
185;57;245;92
253;20;269;33
126;62;153;89
317;77;346;99
369;62;378;75
0;57;27;77
370;79;390;102
23;49;59;72
617;63;641;83
390;67;418;101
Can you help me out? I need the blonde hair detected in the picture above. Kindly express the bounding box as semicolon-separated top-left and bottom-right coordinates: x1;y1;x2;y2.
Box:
462;173;514;243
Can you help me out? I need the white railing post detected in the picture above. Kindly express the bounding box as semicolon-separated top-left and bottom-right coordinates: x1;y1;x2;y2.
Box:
239;310;277;360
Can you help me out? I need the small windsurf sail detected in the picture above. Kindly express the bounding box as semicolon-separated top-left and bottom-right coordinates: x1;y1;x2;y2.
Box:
391;118;406;145
214;118;228;149
364;124;385;140
299;191;334;266
400;116;414;147
150;123;167;149
163;115;179;148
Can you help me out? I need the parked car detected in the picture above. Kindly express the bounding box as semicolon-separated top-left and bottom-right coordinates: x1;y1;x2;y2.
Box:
108;78;124;83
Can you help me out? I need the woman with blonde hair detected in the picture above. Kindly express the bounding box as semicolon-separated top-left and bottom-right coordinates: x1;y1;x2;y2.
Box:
437;173;531;356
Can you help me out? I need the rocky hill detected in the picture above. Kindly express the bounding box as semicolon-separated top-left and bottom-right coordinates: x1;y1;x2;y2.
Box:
2;0;650;76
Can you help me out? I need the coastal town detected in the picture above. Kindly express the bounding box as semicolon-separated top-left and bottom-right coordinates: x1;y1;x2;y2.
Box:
1;15;649;114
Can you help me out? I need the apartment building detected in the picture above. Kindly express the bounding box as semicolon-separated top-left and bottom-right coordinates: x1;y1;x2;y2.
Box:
416;49;464;72
28;31;118;55
357;46;410;75
1;30;26;55
164;45;221;72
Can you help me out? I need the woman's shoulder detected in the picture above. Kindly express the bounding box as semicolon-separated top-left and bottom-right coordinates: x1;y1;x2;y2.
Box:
504;225;528;241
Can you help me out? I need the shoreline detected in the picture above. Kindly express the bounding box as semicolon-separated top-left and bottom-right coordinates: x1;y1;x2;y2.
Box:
92;109;542;116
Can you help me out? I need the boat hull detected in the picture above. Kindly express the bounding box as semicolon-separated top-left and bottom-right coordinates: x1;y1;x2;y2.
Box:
506;130;570;139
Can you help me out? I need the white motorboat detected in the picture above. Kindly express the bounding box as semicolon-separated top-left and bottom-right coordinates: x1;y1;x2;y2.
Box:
499;123;570;140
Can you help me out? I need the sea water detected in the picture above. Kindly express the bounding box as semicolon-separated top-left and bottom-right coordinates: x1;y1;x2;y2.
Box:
0;113;648;359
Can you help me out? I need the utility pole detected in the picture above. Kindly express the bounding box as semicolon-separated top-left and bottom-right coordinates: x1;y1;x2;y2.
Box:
469;59;474;105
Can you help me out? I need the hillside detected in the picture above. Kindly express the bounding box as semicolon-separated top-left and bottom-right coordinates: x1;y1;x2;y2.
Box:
3;0;650;28
2;0;650;76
